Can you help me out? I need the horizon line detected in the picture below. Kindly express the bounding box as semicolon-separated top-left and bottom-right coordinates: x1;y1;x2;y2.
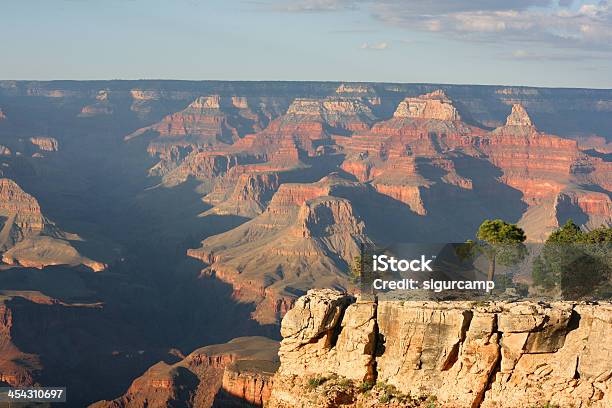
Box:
1;78;612;92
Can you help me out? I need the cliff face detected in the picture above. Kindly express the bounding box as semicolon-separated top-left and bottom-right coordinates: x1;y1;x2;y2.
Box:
393;90;461;121
0;178;104;271
188;175;371;324
229;95;375;163
90;337;279;408
126;95;261;146
203;172;280;218
125;94;284;185
0;178;51;247
0;298;41;387
269;290;612;408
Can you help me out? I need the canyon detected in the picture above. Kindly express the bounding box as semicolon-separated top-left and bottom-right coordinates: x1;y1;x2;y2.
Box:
0;80;610;407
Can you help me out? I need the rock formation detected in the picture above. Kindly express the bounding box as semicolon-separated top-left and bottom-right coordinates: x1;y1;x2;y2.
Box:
0;178;104;271
135;92;378;187
268;289;612;408
79;89;114;117
90;337;279;408
188;175;371;324
202;172;280;218
125;94;277;184
1;178;59;248
393;90;461;121
485;104;612;237
184;94;610;326
29;137;59;152
505;103;533;127
230;95;375;162
127;95;247;145
284;96;376;132
0;295;44;387
2;236;106;272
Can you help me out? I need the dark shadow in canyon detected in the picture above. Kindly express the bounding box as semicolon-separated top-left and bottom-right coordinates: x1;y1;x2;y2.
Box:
0;106;282;406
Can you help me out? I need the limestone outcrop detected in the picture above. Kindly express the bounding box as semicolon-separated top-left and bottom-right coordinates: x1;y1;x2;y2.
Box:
394;90;461;121
505;103;533;127
268;290;612;408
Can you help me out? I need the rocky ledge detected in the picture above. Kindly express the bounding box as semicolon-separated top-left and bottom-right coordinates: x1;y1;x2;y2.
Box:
268;289;612;408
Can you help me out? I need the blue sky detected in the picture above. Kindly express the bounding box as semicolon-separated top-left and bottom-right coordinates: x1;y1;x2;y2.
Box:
1;0;611;88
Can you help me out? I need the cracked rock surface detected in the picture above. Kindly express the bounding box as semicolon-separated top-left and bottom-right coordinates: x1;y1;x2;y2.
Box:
268;289;612;408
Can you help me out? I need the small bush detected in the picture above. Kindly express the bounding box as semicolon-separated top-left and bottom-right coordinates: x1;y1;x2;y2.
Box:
535;403;559;408
306;376;327;390
358;381;374;393
338;378;352;388
384;384;398;395
425;395;438;408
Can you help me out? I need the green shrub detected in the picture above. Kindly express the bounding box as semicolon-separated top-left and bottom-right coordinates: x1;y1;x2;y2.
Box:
338;378;352;388
306;376;327;390
358;381;374;393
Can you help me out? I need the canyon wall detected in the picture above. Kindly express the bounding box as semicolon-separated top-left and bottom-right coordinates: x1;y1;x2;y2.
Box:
269;289;612;408
91;337;279;408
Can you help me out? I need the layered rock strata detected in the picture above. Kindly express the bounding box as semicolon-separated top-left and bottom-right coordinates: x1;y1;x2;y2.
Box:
91;337;279;408
188;175;371;324
269;289;612;408
0;178;104;271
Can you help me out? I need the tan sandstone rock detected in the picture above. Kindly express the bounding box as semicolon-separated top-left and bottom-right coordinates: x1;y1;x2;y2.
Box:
269;290;612;408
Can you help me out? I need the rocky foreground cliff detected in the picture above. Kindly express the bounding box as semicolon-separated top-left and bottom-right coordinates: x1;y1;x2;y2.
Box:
268;290;612;408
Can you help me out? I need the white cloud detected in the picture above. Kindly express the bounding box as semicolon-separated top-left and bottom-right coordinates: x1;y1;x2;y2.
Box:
277;0;612;55
275;0;362;12
513;49;530;58
360;41;389;50
373;1;612;52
